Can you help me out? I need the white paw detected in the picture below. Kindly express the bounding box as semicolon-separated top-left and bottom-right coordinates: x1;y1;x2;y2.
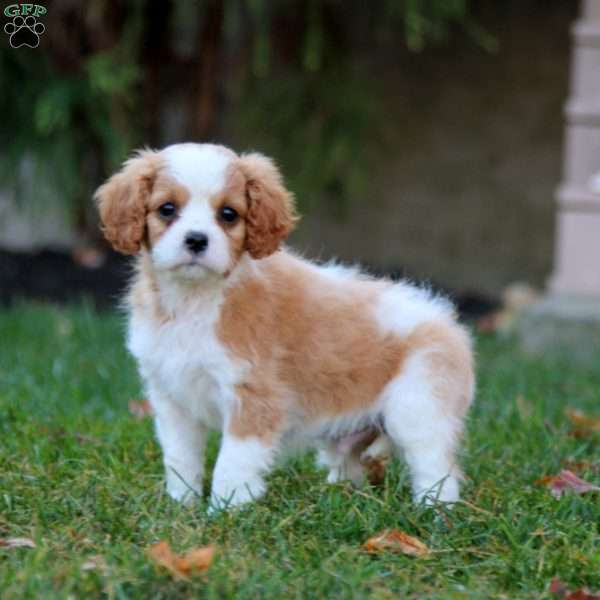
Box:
209;477;265;511
165;470;201;505
326;467;342;484
414;476;459;505
167;483;200;506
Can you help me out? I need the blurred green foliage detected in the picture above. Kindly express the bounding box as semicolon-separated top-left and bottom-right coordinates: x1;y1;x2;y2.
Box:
0;1;145;221
0;0;483;230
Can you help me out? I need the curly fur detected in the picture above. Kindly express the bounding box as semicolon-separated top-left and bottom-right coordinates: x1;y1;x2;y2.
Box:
95;150;163;254
239;153;298;259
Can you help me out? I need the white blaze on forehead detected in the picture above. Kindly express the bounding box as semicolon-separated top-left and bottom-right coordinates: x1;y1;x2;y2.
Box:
162;143;235;198
151;143;236;278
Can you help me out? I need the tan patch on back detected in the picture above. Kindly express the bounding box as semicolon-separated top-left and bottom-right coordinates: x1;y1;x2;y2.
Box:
238;153;298;259
219;255;407;439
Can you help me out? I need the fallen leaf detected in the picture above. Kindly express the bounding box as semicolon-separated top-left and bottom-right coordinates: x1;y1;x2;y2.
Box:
535;470;600;499
550;579;570;597
148;541;215;580
568;429;596;440
0;537;36;549
359;433;393;486
362;456;388;486
549;577;600;599
363;529;430;558
565;408;600;434
129;399;153;419
563;460;600;474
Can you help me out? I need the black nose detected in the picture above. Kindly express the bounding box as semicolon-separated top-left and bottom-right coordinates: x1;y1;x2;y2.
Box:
184;231;209;254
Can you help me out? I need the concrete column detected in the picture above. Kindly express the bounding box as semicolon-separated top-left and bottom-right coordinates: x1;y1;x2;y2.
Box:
519;0;600;362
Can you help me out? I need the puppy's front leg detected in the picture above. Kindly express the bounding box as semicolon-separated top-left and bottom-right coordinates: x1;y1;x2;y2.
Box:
210;433;275;510
153;400;207;505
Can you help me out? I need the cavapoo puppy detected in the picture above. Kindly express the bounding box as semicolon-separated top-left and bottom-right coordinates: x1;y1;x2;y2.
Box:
95;143;474;509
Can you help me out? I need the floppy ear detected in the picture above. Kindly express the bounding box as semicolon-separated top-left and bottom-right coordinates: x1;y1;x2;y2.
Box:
94;150;161;255
239;153;298;259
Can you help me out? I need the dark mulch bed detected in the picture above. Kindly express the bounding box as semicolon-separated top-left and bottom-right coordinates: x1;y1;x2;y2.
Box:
0;249;130;310
0;249;497;319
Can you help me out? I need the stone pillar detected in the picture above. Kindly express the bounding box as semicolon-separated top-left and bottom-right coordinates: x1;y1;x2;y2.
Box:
519;0;600;363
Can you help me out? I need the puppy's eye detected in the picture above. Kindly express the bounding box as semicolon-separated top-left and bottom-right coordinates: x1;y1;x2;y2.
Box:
219;206;239;224
158;202;177;219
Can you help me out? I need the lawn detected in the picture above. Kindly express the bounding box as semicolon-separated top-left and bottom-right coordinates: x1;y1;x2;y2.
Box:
1;303;599;599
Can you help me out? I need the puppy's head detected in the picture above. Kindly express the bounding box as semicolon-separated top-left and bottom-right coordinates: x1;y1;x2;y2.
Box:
95;143;297;279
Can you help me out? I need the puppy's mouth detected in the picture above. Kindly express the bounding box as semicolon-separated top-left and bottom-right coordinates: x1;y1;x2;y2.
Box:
177;259;208;271
150;250;226;279
172;258;221;278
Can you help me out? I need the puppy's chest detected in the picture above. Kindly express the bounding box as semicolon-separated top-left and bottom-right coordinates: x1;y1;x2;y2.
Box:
128;309;244;423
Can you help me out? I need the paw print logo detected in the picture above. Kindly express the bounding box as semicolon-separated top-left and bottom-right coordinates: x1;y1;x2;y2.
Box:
4;15;45;48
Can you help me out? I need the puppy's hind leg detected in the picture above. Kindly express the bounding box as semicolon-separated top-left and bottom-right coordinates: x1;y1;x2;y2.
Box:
381;351;470;504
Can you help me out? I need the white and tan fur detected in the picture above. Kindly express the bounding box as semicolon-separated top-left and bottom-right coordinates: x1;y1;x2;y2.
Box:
95;142;475;509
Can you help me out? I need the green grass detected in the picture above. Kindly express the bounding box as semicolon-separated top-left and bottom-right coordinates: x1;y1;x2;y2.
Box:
1;303;599;599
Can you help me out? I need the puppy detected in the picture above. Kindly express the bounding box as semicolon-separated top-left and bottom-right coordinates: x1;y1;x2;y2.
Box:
95;143;474;509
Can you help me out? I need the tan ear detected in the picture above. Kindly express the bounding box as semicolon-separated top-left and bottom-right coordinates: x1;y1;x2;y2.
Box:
239;153;298;259
94;150;162;255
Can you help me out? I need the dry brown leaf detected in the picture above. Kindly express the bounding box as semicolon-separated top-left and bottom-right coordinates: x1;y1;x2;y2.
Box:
563;460;600;474
535;470;600;499
148;540;215;580
0;537;36;549
568;429;596;440
549;577;600;599
129;399;153;419
565;408;600;434
363;529;430;558
362;456;388;486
